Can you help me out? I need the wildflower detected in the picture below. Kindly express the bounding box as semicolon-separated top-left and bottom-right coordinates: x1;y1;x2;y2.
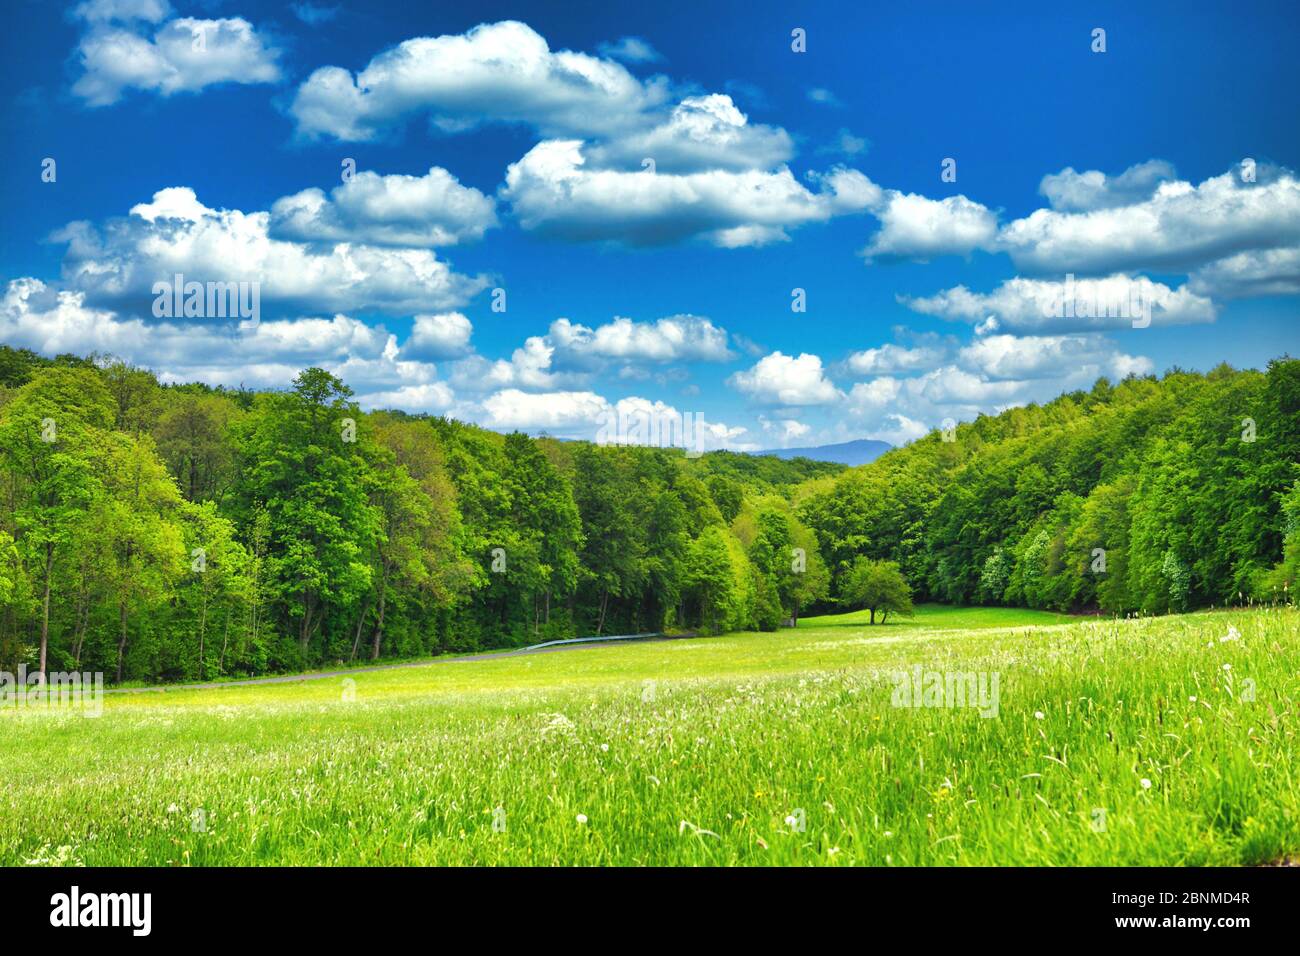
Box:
1140;778;1152;790
575;813;588;824
1034;711;1045;720
599;743;609;752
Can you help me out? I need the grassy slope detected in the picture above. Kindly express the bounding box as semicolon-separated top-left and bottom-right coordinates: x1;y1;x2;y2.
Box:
2;604;1297;866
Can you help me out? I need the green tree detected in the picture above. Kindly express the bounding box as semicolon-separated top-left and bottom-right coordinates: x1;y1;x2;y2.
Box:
840;557;914;624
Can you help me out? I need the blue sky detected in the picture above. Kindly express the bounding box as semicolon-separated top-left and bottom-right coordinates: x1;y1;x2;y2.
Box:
2;0;1297;449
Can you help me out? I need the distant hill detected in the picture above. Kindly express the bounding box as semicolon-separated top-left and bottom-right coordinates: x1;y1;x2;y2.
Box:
756;438;892;466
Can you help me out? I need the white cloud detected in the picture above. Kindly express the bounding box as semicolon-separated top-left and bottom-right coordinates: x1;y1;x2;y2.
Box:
270;166;497;248
503;140;877;247
548;314;732;364
1189;246;1300;298
447;313;733;393
1038;159;1177;212
289;20;668;141
72;0;170;23
901;274;1217;331
55;187;488;319
356;381;455;414
582;94;793;173
863;191;999;260
845;343;946;376
400;313;473;361
728;351;844;406
0;277;445;396
999;163;1300;274
957;334;1153;381
73;16;281;106
476;389;749;449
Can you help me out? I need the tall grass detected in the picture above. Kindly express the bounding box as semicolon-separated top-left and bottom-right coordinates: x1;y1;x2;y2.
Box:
2;606;1295;865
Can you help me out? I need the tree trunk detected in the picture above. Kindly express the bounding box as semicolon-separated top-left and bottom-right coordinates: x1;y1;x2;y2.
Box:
869;607;876;625
350;600;369;661
596;589;609;636
39;543;53;678
370;589;387;660
197;589;208;680
299;592;316;651
218;607;231;675
72;594;89;666
115;600;129;683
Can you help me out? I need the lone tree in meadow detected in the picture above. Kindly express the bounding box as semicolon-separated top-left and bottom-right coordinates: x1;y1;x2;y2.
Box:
841;557;914;624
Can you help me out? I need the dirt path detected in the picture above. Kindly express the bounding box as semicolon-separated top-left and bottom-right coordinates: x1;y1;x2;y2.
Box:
104;633;690;695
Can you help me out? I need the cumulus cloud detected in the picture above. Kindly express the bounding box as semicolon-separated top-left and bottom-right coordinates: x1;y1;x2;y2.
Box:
503;141;877;247
72;0;170;22
957;333;1153;381
400;313;473;361
862;191;999;261
548;314;732;364
447;313;734;393
1189;246;1300;299
999;162;1300;274
477;390;749;449
839;326;1153;447
582;94;793;173
270;166;497;248
844;342;947;376
1038;159;1177;212
728;351;844;406
0;276;446;396
73;16;281;106
900;274;1217;332
53;187;488;319
289;20;668;141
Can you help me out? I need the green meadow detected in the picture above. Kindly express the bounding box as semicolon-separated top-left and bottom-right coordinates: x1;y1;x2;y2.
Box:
2;604;1296;866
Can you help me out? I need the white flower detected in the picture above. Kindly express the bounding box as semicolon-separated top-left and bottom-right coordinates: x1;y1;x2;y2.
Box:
1034;711;1045;720
1220;626;1241;642
166;803;179;814
1189;696;1197;702
575;813;588;825
599;743;609;752
1140;778;1152;790
784;815;798;827
1222;663;1232;671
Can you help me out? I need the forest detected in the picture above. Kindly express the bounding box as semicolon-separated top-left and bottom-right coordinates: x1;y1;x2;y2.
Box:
0;345;1296;684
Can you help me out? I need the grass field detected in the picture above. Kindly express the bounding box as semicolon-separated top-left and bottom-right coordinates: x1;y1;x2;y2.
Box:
2;604;1297;866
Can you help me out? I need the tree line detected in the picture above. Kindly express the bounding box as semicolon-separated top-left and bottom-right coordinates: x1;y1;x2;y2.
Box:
796;357;1300;615
1;348;1295;684
0;348;839;682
